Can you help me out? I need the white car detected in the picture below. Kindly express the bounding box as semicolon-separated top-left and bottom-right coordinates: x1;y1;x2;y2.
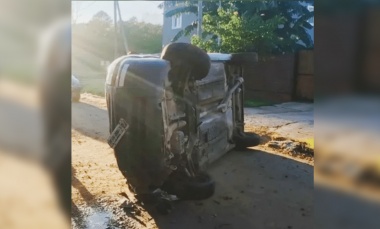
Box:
71;75;82;102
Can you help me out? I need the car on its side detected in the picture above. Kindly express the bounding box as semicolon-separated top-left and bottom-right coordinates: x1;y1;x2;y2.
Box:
105;43;260;212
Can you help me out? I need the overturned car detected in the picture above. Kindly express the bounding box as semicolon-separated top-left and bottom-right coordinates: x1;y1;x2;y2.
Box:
105;43;260;211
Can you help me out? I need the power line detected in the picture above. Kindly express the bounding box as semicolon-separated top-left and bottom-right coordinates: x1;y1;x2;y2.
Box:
76;1;97;13
73;1;98;23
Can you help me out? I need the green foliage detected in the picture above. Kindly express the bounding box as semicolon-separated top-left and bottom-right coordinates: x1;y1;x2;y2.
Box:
72;11;162;77
163;0;314;54
191;8;285;57
244;99;276;108
120;17;163;54
90;10;113;28
258;1;314;53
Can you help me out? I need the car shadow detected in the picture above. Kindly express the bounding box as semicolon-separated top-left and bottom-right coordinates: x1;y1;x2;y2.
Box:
71;166;96;204
71;99;314;228
137;148;313;229
72;102;109;142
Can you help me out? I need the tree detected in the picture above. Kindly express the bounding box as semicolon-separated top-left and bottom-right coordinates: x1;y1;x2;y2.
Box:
72;11;162;76
191;8;285;57
161;0;314;54
91;10;113;23
88;10;113;35
119;17;163;54
257;1;314;53
72;11;115;75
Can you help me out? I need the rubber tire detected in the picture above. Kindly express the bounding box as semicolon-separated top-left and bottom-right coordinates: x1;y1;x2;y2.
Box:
161;43;211;81
162;171;215;201
155;199;173;215
234;132;261;150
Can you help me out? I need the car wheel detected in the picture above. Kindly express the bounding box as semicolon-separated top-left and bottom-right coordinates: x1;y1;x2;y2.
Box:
234;132;261;150
162;171;215;200
155;199;173;215
161;42;211;81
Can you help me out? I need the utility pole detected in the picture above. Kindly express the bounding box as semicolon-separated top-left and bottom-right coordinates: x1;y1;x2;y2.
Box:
217;0;222;47
116;1;129;54
197;1;203;38
114;1;118;59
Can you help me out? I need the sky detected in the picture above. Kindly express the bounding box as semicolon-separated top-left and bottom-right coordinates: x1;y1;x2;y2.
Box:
72;1;164;25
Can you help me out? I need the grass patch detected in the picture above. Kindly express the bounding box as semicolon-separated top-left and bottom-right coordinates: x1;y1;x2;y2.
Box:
81;79;105;97
76;72;106;97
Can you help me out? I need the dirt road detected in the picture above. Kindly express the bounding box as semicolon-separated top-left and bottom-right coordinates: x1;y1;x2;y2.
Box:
72;93;313;229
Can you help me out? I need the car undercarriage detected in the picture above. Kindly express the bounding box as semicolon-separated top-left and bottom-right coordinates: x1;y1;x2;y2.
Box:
105;43;260;212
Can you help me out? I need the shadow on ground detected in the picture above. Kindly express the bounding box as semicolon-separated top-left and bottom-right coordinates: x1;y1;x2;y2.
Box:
315;186;380;229
71;98;314;229
72;102;109;142
72;166;96;204
75;148;314;229
143;149;313;229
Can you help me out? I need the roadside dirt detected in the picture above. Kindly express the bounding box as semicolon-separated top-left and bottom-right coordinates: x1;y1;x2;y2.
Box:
245;125;314;163
72;93;314;229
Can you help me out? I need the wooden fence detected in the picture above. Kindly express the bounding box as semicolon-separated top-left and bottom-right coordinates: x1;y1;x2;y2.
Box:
242;50;314;103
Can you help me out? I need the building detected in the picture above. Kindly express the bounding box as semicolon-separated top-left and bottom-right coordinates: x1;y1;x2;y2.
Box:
162;1;197;47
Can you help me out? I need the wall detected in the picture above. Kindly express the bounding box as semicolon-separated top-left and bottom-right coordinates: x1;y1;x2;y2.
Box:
315;13;361;96
296;50;314;101
162;4;197;47
361;8;380;91
241;51;314;103
315;7;380;95
242;54;297;103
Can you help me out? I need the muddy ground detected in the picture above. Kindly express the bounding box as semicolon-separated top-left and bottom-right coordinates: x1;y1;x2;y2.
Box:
72;93;313;229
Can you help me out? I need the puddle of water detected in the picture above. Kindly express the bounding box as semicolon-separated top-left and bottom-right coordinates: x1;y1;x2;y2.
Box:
82;208;119;229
